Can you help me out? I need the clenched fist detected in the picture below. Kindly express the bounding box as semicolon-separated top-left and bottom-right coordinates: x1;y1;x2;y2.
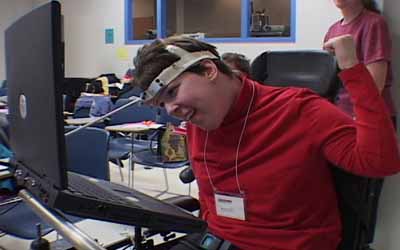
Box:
323;35;359;70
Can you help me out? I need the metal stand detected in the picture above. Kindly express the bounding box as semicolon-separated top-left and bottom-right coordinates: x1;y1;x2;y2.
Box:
19;189;107;250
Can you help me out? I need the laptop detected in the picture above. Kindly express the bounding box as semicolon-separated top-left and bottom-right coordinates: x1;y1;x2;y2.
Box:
5;1;206;234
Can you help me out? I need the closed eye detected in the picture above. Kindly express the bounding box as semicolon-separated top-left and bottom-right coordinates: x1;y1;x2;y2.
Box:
166;86;178;98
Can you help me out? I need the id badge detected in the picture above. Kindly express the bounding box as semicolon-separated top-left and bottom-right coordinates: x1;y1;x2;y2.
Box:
214;192;246;221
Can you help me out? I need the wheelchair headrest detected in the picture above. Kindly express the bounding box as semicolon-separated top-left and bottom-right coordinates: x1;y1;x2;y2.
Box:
251;50;340;100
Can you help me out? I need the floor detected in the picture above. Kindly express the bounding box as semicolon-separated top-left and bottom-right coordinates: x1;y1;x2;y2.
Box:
0;161;198;250
109;161;198;199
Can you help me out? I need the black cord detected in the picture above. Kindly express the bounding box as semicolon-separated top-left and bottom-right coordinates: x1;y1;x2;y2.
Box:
0;200;20;216
121;244;135;250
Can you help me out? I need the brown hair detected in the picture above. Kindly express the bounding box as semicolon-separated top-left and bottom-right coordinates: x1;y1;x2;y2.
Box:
362;0;380;14
221;52;251;76
133;36;233;90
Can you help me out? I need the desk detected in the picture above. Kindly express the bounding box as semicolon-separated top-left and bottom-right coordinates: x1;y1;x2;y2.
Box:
65;117;104;126
63;111;74;117
106;123;163;187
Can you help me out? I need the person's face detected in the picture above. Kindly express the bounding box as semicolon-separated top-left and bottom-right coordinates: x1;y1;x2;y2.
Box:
150;61;230;130
332;0;362;9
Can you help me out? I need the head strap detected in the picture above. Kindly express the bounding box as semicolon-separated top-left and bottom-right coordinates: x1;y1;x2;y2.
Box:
141;45;218;101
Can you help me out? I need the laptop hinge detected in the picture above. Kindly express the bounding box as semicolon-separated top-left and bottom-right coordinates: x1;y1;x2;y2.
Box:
13;160;61;207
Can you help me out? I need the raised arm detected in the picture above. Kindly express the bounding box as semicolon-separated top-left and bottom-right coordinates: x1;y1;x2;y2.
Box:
314;35;400;176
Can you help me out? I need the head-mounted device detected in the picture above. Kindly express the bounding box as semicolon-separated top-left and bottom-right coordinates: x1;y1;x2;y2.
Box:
141;45;218;102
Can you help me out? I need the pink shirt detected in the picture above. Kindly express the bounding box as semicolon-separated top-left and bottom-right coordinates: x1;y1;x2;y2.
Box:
324;10;395;115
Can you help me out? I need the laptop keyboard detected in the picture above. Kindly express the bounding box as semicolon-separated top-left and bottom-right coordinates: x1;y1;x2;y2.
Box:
67;172;135;206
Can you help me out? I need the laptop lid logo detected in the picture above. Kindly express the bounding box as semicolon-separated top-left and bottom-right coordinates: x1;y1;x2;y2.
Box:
19;94;27;119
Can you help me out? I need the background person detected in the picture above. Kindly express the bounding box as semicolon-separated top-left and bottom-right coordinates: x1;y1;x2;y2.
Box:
221;52;251;78
324;0;395;122
74;79;113;117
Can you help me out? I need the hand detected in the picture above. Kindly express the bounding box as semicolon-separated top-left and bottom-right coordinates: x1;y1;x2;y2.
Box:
323;35;359;70
121;78;132;84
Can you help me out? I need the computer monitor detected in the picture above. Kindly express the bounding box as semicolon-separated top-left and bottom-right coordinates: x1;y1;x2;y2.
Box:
6;1;67;190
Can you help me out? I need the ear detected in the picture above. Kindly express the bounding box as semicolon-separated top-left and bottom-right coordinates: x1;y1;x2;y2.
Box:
201;60;218;82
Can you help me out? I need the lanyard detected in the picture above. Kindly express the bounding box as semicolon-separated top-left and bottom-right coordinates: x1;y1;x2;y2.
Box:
203;80;255;194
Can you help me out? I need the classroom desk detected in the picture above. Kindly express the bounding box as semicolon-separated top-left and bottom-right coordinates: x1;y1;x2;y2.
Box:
105;123;163;188
63;111;74;116
64;117;104;126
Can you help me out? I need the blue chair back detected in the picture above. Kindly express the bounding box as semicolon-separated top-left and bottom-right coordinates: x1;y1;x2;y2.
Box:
65;126;110;180
109;99;157;125
157;108;182;126
118;86;143;99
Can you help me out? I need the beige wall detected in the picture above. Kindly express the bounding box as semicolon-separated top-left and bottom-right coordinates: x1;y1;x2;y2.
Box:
55;0;341;78
0;0;342;79
0;0;36;80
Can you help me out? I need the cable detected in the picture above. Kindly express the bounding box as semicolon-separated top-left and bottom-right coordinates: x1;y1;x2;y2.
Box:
121;245;135;250
65;96;142;136
0;200;21;216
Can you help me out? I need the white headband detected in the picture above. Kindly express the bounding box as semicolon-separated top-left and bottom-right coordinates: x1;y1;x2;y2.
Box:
141;45;218;101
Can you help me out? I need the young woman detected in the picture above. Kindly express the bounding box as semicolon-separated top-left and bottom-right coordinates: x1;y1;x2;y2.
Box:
324;0;395;121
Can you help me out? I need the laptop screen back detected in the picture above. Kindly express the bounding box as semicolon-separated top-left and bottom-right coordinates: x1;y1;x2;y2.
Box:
6;1;67;189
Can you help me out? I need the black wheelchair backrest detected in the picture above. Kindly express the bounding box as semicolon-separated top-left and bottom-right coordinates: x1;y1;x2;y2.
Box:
251;50;340;102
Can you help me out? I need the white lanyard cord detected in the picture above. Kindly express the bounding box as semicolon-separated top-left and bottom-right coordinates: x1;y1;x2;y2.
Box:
203;132;216;191
203;80;256;194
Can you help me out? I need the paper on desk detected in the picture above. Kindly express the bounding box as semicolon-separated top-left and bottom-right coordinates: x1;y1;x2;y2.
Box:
122;122;163;129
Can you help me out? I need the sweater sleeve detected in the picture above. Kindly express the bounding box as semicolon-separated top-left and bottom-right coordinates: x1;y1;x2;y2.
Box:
303;64;400;177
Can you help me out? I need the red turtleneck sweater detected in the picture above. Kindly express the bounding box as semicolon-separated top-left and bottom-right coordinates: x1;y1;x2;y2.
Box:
186;64;400;250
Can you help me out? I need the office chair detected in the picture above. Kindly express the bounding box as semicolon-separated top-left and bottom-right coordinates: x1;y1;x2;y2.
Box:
251;50;341;102
157;108;182;126
63;77;91;113
0;80;7;97
107;99;159;181
64;126;111;181
72;105;91;118
131;149;190;197
117;85;143;99
108;98;157;125
0;126;111;239
251;50;381;250
128;112;190;197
